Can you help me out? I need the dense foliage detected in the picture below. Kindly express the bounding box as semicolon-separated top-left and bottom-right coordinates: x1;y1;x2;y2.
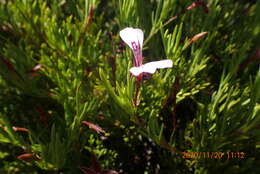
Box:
0;0;259;173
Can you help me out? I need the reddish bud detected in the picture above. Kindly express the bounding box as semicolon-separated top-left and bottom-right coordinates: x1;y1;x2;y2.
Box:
187;0;209;13
12;126;29;132
32;64;43;71
82;121;105;134
189;32;208;44
17;153;37;162
27;64;43;78
186;2;198;11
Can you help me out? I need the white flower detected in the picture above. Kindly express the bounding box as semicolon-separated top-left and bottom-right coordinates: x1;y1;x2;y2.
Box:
120;27;173;77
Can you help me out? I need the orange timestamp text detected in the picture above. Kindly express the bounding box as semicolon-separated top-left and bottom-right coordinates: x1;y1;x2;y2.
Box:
182;152;245;159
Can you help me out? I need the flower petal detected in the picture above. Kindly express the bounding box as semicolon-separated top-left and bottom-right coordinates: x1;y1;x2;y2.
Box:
130;66;148;76
144;59;173;69
130;59;173;76
119;27;144;50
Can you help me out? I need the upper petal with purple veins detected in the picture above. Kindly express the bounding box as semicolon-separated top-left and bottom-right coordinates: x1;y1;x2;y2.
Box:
119;27;144;50
120;27;144;66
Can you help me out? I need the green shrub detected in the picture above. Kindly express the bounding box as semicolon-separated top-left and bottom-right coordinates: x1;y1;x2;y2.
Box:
0;0;259;173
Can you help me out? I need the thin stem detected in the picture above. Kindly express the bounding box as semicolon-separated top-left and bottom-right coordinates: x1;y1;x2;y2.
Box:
134;76;142;107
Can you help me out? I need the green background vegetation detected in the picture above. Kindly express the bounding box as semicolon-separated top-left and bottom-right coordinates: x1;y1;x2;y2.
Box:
0;0;259;173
